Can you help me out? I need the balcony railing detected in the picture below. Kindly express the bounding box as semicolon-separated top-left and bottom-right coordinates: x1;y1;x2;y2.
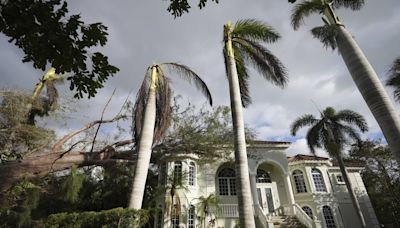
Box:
213;204;239;218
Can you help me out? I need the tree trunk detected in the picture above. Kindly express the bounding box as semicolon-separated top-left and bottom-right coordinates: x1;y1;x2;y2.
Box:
336;154;367;228
0;149;131;194
128;66;158;209
337;26;400;161
225;24;256;228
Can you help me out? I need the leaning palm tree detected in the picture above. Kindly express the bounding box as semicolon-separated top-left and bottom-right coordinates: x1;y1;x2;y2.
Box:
291;106;368;227
223;19;288;227
28;68;63;125
289;0;400;161
386;57;400;102
128;63;212;210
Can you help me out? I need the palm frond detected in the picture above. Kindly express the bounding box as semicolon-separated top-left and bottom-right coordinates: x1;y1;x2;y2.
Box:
338;123;362;143
132;70;151;143
311;24;339;50
291;0;324;30
154;69;172;143
290;114;318;136
162;62;213;106
234;37;288;88
232;19;280;43
332;0;364;10
335;109;368;132
306;121;323;154
386;57;400;101
45;80;59;109
227;43;252;107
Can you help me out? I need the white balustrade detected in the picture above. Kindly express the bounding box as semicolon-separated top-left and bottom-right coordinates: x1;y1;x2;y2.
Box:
292;204;314;228
213;204;239;218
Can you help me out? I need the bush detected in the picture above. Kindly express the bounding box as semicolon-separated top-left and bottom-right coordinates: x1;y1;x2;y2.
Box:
45;207;148;228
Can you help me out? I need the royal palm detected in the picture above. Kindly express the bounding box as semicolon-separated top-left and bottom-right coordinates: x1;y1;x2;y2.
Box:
128;63;212;209
289;0;400;161
223;19;287;227
291;107;368;227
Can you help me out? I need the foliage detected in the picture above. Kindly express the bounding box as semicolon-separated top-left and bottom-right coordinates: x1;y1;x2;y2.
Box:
224;19;288;107
0;0;119;98
386;57;400;102
348;140;400;227
195;194;220;228
0;178;41;228
290;106;367;155
60;166;85;204
44;207;149;228
155;101;257;163
166;0;219;18
311;24;339;51
0;90;56;162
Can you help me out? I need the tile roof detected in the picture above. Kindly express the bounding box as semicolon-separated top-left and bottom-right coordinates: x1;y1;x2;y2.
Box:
287;154;329;162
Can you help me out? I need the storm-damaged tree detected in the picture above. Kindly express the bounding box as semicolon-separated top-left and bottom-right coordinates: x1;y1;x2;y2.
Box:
289;0;400;161
291;107;368;227
386;57;400;102
0;0;118;98
223;19;287;227
128;63;212;210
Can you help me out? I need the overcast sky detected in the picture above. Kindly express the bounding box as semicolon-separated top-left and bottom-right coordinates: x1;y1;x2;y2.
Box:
1;0;399;156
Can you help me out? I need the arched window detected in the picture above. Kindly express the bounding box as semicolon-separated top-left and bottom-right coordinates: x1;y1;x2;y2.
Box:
322;206;336;228
256;169;272;183
218;168;236;196
311;168;327;192
301;206;313;219
293;170;307;193
188;162;196;186
174;161;182;179
188;205;196;228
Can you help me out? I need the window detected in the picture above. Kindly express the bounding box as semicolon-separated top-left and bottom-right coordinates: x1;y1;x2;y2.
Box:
189;162;196;186
174;161;182;179
218;168;236;196
188;205;196;228
336;174;345;184
323;206;336;228
311;169;327;192
171;205;180;228
293;170;307;193
256;169;272;183
302;206;313;219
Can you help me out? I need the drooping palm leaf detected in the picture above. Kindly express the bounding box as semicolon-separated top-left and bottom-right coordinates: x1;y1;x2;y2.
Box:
311;24;339;50
234;37;288;88
132;70;151;144
290;114;318;136
162;62;213;106
386;57;400;101
154;68;173;143
335;109;368;132
291;0;324;30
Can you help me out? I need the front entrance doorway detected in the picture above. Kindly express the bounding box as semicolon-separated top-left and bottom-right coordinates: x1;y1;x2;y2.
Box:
257;184;280;215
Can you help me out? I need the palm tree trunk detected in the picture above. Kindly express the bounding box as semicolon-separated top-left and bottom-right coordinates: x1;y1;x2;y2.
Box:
225;27;256;228
128;66;157;209
336;154;367;228
336;26;400;161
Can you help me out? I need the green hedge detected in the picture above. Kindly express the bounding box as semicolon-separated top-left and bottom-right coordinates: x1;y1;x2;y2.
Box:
45;207;148;228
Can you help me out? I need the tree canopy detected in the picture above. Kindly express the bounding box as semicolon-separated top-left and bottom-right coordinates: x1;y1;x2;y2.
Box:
0;0;119;99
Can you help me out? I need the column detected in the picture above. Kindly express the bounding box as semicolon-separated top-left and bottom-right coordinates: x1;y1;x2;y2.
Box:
249;173;259;207
284;173;295;214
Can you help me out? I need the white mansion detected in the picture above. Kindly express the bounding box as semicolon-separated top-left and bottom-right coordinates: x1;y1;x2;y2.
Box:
156;141;380;228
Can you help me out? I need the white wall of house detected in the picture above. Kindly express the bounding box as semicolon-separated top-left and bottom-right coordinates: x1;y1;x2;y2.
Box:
156;142;380;228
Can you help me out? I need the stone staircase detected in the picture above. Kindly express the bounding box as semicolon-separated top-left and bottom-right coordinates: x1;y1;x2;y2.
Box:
271;215;306;228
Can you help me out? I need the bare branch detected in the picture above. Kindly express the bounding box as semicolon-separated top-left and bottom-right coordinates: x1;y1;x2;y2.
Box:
90;89;116;153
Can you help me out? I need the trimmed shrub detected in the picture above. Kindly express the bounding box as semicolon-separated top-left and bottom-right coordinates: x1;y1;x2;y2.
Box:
45;207;148;228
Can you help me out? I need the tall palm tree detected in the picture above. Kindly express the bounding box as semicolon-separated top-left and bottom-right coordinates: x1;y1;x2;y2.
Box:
223;19;288;227
128;63;212;210
291;106;368;227
28;68;63;125
386;57;400;102
164;170;189;228
289;0;400;161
